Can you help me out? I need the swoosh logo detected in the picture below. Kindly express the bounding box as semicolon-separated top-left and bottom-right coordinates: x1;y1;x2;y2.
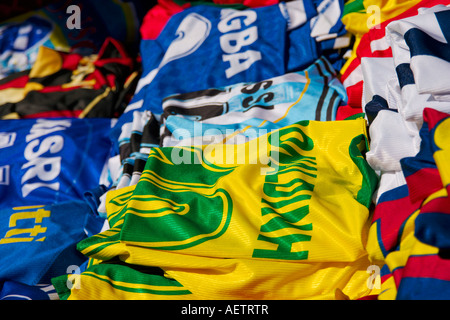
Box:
136;13;212;93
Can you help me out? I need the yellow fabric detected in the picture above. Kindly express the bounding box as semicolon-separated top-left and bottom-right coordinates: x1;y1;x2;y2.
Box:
27;46;63;81
340;0;422;75
0;88;25;105
342;0;422;36
432;116;450;187
63;264;196;300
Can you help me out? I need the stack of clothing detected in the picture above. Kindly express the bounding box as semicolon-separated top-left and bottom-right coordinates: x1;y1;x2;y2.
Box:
1;0;450;301
348;3;450;299
0;0;143;300
53;0;381;300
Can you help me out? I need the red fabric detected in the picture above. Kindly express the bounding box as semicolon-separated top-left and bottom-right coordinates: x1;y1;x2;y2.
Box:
0;72;29;90
140;0;190;40
22;109;84;118
336;105;363;120
139;0;281;40
340;0;450;110
423;107;450;131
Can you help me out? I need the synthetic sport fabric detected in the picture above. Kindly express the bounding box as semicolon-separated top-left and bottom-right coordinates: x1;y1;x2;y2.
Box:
385;5;450;125
160;57;347;147
0;195;106;289
0;117;113;209
0;0;142;78
338;0;448;118
365;108;450;300
53;117;380;300
0;37;138;120
111;1;321;142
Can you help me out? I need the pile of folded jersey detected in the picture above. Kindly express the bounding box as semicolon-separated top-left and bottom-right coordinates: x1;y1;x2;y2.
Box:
107;0;353;202
338;0;450;118
52;117;380;300
0;37;140;119
0;0;144;300
347;3;450;299
93;0;450;300
0;0;144;79
107;56;348;197
51;0;382;300
2;0;450;301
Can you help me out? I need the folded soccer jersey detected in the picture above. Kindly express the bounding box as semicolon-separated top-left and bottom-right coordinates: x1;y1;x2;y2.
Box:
394;108;450;299
127;1;313;112
111;2;291;143
366;108;450;299
0;37;139;120
0;0;142;78
391;6;450;97
139;0;281;41
160;57;347;146
412;109;450;250
0;118;113;209
385;5;450;126
54;117;380;300
0;15;52;80
0;70;29;107
0;281;58;300
111;0;351;144
52;261;195;300
339;0;450;116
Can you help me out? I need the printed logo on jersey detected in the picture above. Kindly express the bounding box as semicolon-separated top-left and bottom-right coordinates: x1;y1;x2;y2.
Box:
135;13;212;92
218;8;261;78
0;205;50;245
121;147;234;250
253;124;316;260
136;8;262;92
121;122;316;257
21;119;71;198
163;13;212;66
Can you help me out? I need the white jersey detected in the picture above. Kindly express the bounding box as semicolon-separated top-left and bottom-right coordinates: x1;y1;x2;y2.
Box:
385;5;450;126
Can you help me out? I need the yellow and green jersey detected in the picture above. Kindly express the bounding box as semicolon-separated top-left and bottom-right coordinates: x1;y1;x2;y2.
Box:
53;117;380;300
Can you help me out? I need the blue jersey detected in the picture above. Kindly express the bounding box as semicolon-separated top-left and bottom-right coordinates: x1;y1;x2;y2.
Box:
0;281;58;300
110;2;318;142
0;193;106;287
0;118;113;209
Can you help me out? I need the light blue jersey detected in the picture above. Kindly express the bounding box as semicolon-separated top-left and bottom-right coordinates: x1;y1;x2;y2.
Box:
161;57;347;146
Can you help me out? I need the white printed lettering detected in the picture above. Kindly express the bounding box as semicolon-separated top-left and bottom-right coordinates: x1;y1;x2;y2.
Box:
218;9;257;33
21;120;71;198
23;136;64;161
21;157;62;184
25;119;71;142
220;26;258;54
218;9;261;78
223;50;262;78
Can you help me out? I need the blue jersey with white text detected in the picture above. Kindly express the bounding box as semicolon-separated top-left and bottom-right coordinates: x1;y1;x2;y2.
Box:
0;118;113;209
111;2;317;141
